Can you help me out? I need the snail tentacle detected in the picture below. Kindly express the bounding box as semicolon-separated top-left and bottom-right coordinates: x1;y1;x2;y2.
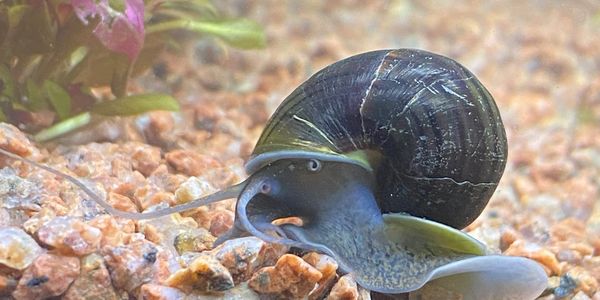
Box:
0;147;242;219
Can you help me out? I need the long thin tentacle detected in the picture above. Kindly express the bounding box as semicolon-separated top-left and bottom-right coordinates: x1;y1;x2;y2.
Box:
0;147;244;219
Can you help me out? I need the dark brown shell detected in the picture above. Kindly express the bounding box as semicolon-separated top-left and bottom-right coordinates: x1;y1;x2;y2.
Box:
248;49;508;229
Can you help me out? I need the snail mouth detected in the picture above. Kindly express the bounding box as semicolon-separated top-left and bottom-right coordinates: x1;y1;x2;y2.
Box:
235;177;315;250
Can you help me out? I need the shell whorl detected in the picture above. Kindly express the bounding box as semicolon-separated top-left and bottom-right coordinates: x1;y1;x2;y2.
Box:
248;49;508;229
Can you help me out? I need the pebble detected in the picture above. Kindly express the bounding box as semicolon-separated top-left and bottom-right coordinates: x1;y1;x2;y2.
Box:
134;185;176;211
0;123;39;160
303;252;338;282
165;149;221;177
137;213;205;253
573;291;592;300
327;275;359;300
0;168;41;213
248;254;323;299
173;228;216;254
174;176;218;205
88;215;135;247
0;274;17;296
140;284;187;300
102;235;164;293
63;254;118;300
207;209;234;237
567;266;598;296
129;143;162;177
106;192;138;213
0;227;43;270
36;216;102;256
210;237;288;283
12;253;80;299
165;254;234;293
140;282;261;300
304;252;339;300
504;240;561;275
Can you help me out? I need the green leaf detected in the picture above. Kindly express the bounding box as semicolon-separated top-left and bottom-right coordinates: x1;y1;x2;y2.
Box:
92;93;180;116
0;64;15;100
25;79;48;111
34;112;92;142
108;0;126;12
8;5;30;28
0;8;8;47
146;18;266;49
110;53;132;98
0;108;6;122
155;0;217;19
43;80;72;120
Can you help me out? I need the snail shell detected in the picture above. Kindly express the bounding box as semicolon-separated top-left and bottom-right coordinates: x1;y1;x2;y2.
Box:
247;49;508;229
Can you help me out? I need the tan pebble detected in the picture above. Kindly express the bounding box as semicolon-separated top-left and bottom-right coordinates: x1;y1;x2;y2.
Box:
137;214;202;252
208;209;234;236
327;275;358;300
143;223;163;244
147;165;187;193
304;252;339;300
165;150;221;177
465;221;502;252
173;228;216;254
248;254;322;299
88;215;134;247
63;254;118;300
143;111;175;146
567;266;598;296
573;291;592;300
165;254;233;293
0;273;17;295
583;256;600;287
103;237;161;292
174;176;217;204
133;184;176;211
569;243;595;257
357;286;371;300
0;123;39;161
147;192;177;211
12;253;80;299
499;228;519;252
504;240;560;275
107;192;138;213
130;145;161;177
0;227;43;270
303;252;338;283
551;218;587;242
140;284;187;300
557;249;583;264
211;237;288;283
184;206;212;229
592;291;600;300
37;217;102;256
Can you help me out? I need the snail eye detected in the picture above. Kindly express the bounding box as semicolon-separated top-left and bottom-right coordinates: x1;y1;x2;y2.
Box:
306;159;322;172
260;182;272;194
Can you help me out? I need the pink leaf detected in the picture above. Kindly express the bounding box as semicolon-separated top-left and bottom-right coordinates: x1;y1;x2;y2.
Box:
71;0;144;62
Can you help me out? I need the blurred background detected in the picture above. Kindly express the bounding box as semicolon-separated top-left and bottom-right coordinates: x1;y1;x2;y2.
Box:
0;0;598;299
159;1;598;298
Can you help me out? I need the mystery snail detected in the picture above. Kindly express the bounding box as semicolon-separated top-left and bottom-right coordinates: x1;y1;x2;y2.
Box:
0;49;547;299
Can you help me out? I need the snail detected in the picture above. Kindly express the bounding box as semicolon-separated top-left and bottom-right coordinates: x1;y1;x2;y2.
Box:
0;49;547;299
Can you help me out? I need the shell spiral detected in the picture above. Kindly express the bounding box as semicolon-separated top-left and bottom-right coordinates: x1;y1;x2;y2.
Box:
248;49;508;229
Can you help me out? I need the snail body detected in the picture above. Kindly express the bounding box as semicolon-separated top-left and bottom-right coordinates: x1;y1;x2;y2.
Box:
0;49;547;298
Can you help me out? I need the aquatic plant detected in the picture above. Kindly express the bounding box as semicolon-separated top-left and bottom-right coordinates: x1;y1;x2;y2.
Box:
0;0;265;141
